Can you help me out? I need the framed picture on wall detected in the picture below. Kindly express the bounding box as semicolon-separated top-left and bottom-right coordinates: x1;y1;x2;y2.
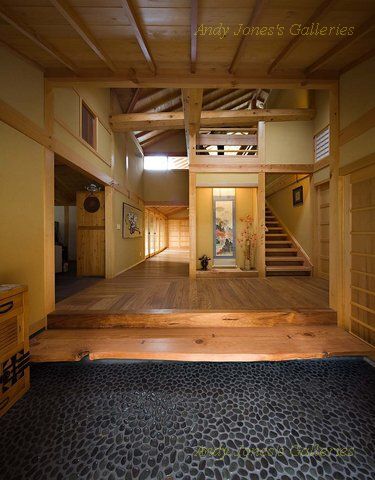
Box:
292;185;303;206
122;203;143;238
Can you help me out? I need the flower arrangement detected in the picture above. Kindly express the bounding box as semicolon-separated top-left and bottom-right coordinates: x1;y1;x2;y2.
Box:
238;214;257;270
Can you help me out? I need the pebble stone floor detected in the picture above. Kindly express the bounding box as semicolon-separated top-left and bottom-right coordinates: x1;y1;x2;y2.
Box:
0;358;375;480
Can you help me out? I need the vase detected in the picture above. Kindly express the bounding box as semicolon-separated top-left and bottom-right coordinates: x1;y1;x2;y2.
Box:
244;258;251;271
250;247;256;269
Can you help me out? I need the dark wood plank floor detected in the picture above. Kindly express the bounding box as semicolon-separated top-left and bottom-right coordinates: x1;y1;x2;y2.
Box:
54;249;330;313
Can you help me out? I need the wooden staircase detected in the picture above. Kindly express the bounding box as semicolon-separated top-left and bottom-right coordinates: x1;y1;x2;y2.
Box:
265;205;312;276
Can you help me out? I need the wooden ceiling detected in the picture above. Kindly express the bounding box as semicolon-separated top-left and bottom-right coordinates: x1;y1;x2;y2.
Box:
0;1;373;79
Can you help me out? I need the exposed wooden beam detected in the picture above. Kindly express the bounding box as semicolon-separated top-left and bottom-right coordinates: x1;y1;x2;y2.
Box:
203;89;251;110
50;0;116;72
46;75;337;90
228;0;266;74
267;0;334;74
127;88;141;113
141;130;180;149
305;15;375;74
182;88;203;151
190;0;198;73
110;108;315;131
120;0;156;74
198;134;257;145
0;6;77;72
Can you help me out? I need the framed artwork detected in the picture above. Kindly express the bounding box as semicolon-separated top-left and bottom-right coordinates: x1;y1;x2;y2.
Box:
213;194;236;259
293;185;303;206
122;203;143;238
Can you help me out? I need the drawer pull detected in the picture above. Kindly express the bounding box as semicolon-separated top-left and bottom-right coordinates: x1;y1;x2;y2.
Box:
0;301;14;315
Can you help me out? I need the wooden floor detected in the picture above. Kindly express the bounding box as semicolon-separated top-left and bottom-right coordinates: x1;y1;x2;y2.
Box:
30;249;375;363
53;249;330;313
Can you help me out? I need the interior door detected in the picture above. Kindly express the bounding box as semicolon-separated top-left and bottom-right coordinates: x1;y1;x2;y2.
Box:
76;191;105;276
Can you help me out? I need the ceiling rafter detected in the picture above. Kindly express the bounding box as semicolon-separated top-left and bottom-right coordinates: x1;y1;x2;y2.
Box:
0;38;45;72
267;0;334;75
127;88;141;113
190;0;198;73
228;0;266;74
120;0;156;74
50;0;117;72
0;6;77;72
305;15;375;75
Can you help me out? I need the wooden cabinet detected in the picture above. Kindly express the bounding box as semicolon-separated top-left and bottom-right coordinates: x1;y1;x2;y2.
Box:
0;285;30;417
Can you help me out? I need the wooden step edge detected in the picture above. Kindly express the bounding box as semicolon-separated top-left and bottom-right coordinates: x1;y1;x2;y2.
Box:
266;248;298;252
265;256;305;262
266;266;312;271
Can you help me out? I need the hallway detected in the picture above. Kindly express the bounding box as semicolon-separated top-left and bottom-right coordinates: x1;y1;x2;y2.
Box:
53;248;330;313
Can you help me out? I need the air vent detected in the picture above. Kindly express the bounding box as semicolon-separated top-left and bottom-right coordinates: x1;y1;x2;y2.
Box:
314;126;330;162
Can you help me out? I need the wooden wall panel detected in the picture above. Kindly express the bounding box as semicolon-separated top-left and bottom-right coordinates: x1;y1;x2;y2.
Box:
168;219;189;249
316;182;330;280
349;165;375;346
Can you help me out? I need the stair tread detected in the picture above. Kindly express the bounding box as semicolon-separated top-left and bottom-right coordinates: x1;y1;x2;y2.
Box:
266;233;288;237
266;266;311;271
266;248;298;252
266;256;304;261
266;240;293;244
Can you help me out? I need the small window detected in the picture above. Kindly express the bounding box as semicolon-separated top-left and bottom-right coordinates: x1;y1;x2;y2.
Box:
314;126;330;162
144;156;189;171
81;102;96;148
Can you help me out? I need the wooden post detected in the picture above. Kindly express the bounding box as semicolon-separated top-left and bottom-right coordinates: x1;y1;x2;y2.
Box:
257;172;266;277
189;170;197;278
105;186;115;279
256;121;266;278
43;149;55;319
329;83;343;326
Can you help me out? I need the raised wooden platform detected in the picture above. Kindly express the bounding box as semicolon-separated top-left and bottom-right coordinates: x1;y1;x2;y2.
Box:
196;268;258;278
30;325;374;363
47;309;337;329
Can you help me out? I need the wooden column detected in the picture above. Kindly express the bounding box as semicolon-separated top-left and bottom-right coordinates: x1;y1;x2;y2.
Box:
257;172;266;277
105;186;115;279
188;131;197;278
189;170;197;278
329;84;343;325
43;149;55;320
256;121;266;278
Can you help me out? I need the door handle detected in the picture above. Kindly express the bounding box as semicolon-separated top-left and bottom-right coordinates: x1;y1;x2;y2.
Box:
0;301;13;315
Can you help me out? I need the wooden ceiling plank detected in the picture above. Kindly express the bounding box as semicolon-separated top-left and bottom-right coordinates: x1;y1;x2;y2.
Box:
141;130;180;149
339;47;375;75
120;0;156;74
305;15;375;75
190;0;198;73
0;6;77;72
111;108;315;131
267;0;335;75
0;38;45;72
228;0;266;74
50;0;117;72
